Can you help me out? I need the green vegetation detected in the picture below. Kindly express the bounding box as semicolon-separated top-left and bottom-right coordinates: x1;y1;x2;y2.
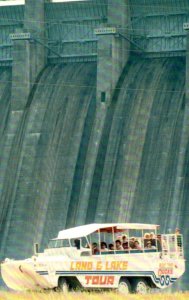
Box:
0;292;189;300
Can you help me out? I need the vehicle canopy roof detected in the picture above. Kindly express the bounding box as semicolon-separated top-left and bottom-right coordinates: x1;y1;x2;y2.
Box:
55;223;159;240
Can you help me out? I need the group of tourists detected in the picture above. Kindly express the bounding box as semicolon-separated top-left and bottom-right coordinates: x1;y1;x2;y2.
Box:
91;232;159;255
74;228;181;255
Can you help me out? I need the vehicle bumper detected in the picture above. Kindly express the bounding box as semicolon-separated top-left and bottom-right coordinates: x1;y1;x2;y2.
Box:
1;259;51;291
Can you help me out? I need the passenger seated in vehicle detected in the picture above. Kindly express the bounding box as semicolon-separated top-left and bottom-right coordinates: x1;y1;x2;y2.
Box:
115;240;123;250
122;235;128;243
133;240;142;250
74;239;80;250
109;243;114;250
150;232;156;247
92;242;99;255
129;237;135;249
122;242;129;250
175;228;180;235
130;237;136;243
144;233;151;247
101;242;108;251
145;240;156;249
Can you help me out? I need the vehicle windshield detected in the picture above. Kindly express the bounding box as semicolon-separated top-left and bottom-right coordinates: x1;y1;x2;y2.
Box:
48;236;89;249
48;239;70;248
70;237;89;249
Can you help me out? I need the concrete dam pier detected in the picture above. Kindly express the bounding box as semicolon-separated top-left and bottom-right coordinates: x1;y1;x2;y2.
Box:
0;0;188;290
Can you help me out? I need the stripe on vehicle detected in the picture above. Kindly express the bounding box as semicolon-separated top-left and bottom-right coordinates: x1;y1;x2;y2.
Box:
36;270;177;286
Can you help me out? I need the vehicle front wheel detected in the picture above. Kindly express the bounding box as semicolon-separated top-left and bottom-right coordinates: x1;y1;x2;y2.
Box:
58;278;69;293
117;278;131;295
132;278;150;294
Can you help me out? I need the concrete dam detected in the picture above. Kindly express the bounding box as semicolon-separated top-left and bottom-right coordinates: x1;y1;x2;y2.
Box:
0;0;188;290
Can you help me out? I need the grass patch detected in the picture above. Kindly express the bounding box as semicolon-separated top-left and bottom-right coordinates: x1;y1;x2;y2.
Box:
0;292;189;300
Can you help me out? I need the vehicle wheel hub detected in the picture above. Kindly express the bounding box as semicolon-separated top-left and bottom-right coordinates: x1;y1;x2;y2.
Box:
136;281;147;294
118;282;129;294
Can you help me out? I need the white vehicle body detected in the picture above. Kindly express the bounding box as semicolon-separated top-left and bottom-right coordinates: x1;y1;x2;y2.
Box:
1;223;185;293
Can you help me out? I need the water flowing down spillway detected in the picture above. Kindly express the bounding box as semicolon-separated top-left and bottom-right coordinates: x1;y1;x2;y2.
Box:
0;57;188;289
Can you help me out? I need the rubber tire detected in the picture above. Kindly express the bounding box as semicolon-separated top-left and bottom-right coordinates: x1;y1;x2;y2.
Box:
58;278;69;293
117;278;131;295
132;278;150;294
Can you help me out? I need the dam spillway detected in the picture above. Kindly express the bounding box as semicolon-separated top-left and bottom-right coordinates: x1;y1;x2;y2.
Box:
0;57;187;288
0;0;188;291
0;62;97;258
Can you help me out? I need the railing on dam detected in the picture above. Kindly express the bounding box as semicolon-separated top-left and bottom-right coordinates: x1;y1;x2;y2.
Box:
0;0;188;65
